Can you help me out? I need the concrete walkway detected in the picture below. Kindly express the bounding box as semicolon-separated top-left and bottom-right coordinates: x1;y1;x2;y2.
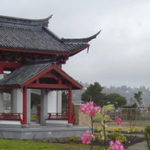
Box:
127;141;147;150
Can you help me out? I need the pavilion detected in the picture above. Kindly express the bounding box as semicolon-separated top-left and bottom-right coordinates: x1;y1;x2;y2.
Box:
0;15;99;139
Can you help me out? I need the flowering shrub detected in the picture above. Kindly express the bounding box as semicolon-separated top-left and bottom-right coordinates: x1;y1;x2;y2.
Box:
109;140;124;150
115;117;122;125
80;101;101;117
81;130;94;144
80;101;124;150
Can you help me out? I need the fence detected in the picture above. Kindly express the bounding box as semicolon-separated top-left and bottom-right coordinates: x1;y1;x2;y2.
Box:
109;107;150;126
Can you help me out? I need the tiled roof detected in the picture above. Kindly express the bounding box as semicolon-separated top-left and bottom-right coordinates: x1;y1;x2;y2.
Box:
0;15;99;54
0;61;52;86
0;60;82;89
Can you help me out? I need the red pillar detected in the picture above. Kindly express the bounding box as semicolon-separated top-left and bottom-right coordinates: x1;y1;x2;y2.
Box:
68;88;73;124
0;66;3;74
22;88;27;124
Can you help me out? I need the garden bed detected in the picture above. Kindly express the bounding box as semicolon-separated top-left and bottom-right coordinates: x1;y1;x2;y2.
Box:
33;134;145;149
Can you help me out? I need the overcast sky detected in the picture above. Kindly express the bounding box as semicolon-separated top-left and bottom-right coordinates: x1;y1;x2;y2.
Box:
0;0;150;87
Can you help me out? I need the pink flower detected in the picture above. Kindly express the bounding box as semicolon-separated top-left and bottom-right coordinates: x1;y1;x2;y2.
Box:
80;101;101;117
115;117;122;125
110;140;124;150
81;130;94;144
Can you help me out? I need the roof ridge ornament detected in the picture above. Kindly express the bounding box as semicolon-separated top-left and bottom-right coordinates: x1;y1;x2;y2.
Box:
0;14;53;27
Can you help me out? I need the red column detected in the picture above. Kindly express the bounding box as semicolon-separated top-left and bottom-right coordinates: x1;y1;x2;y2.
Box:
0;67;3;74
0;66;3;74
22;88;27;124
68;88;73;124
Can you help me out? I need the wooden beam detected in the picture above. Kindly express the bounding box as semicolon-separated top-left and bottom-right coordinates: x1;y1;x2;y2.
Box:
21;65;82;89
27;83;69;89
0;45;89;57
0;86;19;89
0;62;22;70
42;73;59;80
0;47;67;56
50;66;83;89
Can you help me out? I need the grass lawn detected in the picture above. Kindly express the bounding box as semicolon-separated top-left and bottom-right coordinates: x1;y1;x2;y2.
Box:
0;139;103;150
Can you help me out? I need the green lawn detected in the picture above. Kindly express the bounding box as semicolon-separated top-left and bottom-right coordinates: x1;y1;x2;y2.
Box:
0;139;102;150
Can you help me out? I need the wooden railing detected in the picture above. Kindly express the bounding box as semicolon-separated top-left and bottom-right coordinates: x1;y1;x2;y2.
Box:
47;112;75;124
47;113;68;120
0;113;22;121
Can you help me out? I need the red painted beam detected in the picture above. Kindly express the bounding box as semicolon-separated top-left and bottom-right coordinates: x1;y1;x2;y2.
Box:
21;66;55;87
42;73;59;80
27;83;69;89
0;62;22;70
50;66;83;89
21;65;82;90
0;45;89;57
0;86;19;89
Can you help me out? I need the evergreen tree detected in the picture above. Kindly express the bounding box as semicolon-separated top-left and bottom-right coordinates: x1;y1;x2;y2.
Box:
81;82;105;106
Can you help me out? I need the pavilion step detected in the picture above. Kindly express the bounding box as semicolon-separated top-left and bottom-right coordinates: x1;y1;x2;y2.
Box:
46;123;72;127
0;124;21;128
29;124;40;128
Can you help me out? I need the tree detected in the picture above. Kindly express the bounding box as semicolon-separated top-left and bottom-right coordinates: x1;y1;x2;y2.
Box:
104;93;127;108
81;82;105;106
134;91;143;107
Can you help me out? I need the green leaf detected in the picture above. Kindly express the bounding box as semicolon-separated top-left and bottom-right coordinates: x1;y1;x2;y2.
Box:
103;115;111;121
103;104;114;111
93;112;102;121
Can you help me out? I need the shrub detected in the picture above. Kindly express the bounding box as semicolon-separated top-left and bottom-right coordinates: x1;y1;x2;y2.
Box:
107;127;122;132
94;134;101;142
127;127;140;133
69;136;78;142
145;126;150;150
109;132;127;143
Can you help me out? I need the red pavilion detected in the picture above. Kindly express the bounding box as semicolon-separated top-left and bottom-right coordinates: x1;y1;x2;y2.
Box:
0;15;99;126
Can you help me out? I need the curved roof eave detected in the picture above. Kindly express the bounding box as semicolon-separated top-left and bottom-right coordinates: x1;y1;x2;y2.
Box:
0;44;89;57
61;30;101;44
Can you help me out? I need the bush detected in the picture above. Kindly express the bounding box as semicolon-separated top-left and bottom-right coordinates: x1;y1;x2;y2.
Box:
107;127;122;132
109;132;127;143
94;134;101;142
107;127;143;133
69;136;78;142
126;127;141;133
145;126;150;150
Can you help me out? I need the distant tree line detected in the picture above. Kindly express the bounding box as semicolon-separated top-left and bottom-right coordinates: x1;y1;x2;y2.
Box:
81;82;127;108
103;85;149;105
62;82;149;109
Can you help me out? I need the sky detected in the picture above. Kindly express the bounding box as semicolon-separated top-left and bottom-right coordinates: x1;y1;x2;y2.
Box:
0;0;150;87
